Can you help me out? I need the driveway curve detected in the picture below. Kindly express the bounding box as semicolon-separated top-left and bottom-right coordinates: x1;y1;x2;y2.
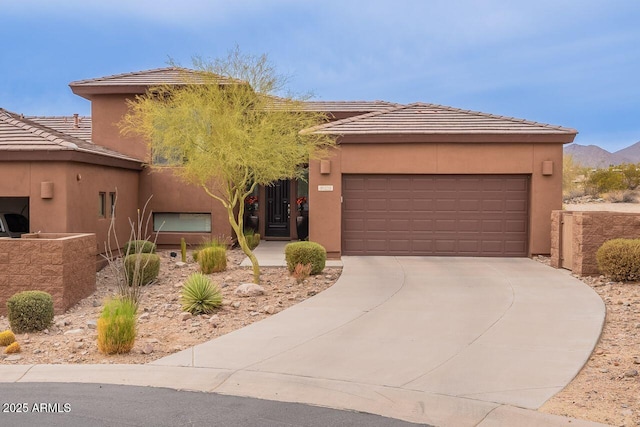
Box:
152;256;605;425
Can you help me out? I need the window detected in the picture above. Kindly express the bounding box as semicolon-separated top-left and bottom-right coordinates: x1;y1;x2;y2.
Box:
98;192;106;218
109;192;116;217
153;213;211;232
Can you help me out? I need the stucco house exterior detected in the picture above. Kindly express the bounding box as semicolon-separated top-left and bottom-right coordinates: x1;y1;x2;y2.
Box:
0;68;577;259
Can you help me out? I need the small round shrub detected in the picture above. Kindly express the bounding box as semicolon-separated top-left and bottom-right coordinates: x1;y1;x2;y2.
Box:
7;291;54;333
285;241;326;275
198;247;227;274
124;253;161;286
181;273;223;315
4;342;20;354
0;330;16;346
596;238;640;281
97;298;137;355
123;240;156;256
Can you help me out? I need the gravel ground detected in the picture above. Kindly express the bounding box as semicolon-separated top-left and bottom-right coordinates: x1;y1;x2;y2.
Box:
0;248;341;365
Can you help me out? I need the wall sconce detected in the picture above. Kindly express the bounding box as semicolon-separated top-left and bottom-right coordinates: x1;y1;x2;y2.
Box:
41;181;54;199
320;160;331;175
542;161;553;176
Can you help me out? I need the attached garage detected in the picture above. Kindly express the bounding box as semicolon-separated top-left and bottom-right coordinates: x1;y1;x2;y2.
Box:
307;103;578;259
342;174;529;256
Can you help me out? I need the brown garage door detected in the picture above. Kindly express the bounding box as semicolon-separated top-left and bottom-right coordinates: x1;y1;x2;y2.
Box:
342;174;529;256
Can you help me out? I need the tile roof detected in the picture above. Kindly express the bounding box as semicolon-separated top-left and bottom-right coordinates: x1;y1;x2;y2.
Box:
69;67;242;100
0;109;141;162
306;102;578;135
27;115;92;142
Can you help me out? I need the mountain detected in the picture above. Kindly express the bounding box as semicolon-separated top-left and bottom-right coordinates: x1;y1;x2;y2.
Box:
564;142;640;168
612;141;640;163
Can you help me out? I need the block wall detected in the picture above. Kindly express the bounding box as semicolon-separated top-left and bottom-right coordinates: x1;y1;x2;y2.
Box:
551;211;640;276
0;233;96;316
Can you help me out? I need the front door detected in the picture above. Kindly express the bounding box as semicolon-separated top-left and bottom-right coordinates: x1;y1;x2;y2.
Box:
265;179;290;237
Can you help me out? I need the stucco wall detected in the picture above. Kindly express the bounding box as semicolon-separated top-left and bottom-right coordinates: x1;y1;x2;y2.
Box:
310;142;563;258
0;233;96;315
0;161;139;254
551;210;640;275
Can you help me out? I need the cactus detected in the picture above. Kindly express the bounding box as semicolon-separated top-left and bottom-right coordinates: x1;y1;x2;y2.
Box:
180;238;187;263
0;330;16;346
4;342;20;354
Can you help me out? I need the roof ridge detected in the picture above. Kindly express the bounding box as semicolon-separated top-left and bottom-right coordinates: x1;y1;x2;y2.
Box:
69;67;186;86
406;102;577;133
0;110;79;149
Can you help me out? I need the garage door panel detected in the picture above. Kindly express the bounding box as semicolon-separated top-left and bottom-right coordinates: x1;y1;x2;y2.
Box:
342;175;528;256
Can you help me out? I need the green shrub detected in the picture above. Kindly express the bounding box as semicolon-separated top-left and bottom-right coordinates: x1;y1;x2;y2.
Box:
596;238;640;281
123;240;156;256
192;237;230;262
97;298;137;355
7;291;54;333
124;253;161;286
244;229;260;250
181;273;223;315
285;241;326;275
198;247;227;274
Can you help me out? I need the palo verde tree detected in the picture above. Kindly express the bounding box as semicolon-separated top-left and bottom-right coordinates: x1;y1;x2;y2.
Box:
120;49;336;283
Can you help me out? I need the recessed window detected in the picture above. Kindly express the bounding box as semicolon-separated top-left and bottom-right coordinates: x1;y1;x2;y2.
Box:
153;213;211;232
98;192;106;218
109;192;116;217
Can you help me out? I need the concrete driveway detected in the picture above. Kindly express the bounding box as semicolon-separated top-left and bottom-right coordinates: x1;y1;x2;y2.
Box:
2;251;606;426
153;255;605;426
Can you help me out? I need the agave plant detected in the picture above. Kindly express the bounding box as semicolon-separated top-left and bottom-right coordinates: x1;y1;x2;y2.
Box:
181;273;223;315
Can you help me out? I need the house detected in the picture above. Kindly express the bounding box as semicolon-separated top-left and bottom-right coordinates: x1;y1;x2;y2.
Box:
0;68;577;259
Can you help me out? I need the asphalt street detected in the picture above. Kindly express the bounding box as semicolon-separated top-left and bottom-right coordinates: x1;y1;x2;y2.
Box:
0;383;430;427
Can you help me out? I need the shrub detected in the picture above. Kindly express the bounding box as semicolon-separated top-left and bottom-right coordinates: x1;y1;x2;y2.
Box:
123;240;156;256
124;253;161;286
285;241;326;275
97;298;137;355
4;342;20;354
244;229;260;250
181;273;223;315
0;330;16;346
193;236;231;262
596;238;640;281
291;263;312;284
7;291;54;333
198;247;227;274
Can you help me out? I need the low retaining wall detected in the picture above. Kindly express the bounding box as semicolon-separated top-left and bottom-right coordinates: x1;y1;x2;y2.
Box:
0;233;96;316
551;210;640;275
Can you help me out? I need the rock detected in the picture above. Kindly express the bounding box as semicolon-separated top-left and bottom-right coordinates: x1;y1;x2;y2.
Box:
234;283;265;297
175;262;187;268
92;300;101;307
250;311;260;316
599;368;609;373
624;369;638;377
147;338;160;344
86;320;97;329
263;305;276;314
55;319;70;328
179;312;192;322
222;299;232;306
139;312;150;321
74;342;85;350
634;357;640;364
141;344;154;355
6;355;22;362
64;329;84;335
33;349;42;354
208;315;221;327
621;409;633;417
232;301;241;309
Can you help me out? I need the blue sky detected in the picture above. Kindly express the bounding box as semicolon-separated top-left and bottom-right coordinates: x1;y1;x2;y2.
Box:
1;1;639;151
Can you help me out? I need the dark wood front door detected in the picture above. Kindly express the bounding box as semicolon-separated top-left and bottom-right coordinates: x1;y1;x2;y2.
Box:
265;179;290;237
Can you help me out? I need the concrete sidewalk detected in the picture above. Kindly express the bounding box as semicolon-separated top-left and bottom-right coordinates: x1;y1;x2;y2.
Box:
0;243;608;426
